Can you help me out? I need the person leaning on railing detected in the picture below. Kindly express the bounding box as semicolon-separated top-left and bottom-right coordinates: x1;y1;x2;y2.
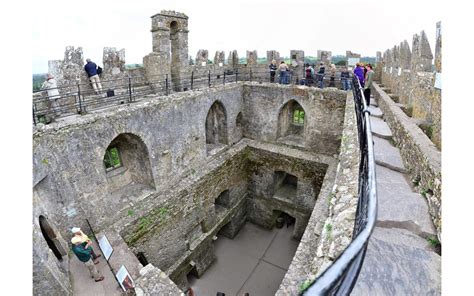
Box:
278;61;289;84
84;58;103;95
41;73;62;121
340;66;351;91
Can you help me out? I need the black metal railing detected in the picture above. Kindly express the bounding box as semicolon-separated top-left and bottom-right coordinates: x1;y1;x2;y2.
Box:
32;68;353;125
301;75;377;295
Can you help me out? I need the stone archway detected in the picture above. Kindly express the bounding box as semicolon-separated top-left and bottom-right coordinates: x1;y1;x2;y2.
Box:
205;101;228;154
103;133;156;196
277;100;306;143
38;215;66;261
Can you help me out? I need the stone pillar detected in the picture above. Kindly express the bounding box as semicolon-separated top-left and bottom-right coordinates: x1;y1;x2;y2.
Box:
399;40;412;70
246;50;258;66
411;31;433;73
346;50;361;59
214;51;225;66
435;21;441;73
102;47;126;86
317;50;332;67
376;51;382;64
195;49;209;66
227;50;239;68
290;50;305;80
266;50;280;64
148;10;189;91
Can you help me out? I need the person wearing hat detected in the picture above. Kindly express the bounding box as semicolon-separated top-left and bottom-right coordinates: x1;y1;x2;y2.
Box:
71;236;104;282
40;73;61;121
71;227;101;260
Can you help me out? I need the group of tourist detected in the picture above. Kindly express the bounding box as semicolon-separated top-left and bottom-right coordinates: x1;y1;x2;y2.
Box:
268;60;374;104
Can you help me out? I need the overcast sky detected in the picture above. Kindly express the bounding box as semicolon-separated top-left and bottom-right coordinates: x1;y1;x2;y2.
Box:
32;0;442;73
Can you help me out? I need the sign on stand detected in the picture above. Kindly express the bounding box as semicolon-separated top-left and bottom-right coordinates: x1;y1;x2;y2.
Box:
98;235;114;261
116;265;135;291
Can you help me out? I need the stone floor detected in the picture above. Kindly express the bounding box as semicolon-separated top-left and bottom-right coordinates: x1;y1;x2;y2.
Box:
351;98;441;295
187;222;300;296
70;239;123;296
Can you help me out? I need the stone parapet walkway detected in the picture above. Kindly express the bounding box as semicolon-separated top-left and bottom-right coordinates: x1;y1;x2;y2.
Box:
352;99;441;295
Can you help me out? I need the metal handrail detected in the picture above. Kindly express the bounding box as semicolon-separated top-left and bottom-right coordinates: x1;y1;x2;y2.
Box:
32;69;352;125
302;75;377;295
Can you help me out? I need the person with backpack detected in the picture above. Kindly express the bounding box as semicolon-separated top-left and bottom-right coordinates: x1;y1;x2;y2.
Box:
84;58;103;95
305;63;314;86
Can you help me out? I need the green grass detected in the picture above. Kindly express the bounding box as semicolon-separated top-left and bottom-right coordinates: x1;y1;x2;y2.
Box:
427;236;440;247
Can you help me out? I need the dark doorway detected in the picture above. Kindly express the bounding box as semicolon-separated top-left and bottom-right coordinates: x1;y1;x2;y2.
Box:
273;211;296;229
137;251;149;266
38;216;63;261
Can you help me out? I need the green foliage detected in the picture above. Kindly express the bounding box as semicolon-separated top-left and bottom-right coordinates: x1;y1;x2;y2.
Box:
293;110;305;125
427;236;440;247
127;209;135;217
412;175;421;187
298;279;314;294
104;147;121;169
325;223;333;233
335;60;347;66
42;158;49;165
189;57;194;65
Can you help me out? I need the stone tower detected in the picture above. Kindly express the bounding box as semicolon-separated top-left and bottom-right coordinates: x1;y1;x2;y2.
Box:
144;10;189;91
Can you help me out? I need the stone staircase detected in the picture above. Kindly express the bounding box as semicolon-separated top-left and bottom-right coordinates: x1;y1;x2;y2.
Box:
351;99;441;295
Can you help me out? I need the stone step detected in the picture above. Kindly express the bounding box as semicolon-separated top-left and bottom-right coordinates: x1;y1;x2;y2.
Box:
372;136;406;173
368;105;383;118
370;117;392;140
375;165;436;236
352;227;441;296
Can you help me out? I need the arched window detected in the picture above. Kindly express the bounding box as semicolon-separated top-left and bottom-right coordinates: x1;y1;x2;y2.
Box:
103;133;155;193
205;101;228;154
277;100;306;140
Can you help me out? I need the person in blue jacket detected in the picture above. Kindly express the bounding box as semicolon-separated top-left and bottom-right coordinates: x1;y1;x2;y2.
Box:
84;58;103;94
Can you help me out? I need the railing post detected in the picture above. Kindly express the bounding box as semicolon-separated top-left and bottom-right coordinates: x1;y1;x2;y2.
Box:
235;69;238;83
128;77;132;103
191;71;194;90
77;81;83;114
166;74;169;95
208;70;211;88
223;71;226;85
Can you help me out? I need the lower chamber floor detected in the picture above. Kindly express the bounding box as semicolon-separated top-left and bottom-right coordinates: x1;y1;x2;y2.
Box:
187;221;299;296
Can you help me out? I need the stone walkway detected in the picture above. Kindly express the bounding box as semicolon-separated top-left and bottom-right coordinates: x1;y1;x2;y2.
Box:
352;99;441;295
188;222;299;296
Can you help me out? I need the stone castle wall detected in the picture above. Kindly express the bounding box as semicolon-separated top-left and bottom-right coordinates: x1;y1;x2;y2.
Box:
376;22;441;150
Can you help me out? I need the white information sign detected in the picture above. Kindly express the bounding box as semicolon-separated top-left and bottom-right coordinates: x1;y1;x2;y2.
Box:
116;265;135;291
434;72;442;89
218;62;223;67
201;62;206;67
390;67;393;74
347;58;360;66
98;235;113;261
398;68;402;76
